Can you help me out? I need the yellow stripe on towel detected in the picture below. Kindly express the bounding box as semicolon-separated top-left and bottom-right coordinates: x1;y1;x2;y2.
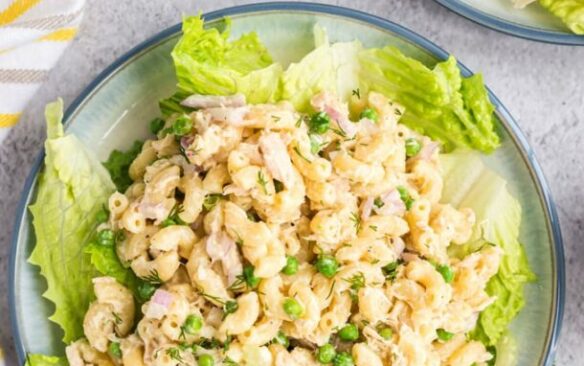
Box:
0;0;41;26
0;113;21;127
39;27;78;41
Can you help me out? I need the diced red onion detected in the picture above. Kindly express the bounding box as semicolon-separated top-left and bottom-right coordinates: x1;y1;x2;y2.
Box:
392;237;405;257
146;289;173;319
180;136;194;150
375;189;406;216
412;141;440;161
334;115;359;138
360;197;374;220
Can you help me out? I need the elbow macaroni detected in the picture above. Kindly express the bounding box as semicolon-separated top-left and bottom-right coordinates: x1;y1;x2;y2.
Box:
71;91;504;366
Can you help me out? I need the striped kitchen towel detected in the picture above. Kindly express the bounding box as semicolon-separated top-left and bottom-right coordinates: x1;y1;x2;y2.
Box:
0;0;85;142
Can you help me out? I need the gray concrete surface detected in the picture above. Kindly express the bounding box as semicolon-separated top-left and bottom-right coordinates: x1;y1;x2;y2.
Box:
0;0;582;364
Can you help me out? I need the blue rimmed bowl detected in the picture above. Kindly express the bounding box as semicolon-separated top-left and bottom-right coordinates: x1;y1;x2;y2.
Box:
9;2;565;365
435;0;584;45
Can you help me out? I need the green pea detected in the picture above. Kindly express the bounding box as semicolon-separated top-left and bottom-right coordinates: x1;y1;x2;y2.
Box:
198;354;214;366
243;265;260;288
108;342;122;358
183;315;203;335
396;186;414;210
149;117;165;135
359;108;378;122
172;114;193;136
315;254;339;278
332;352;354;366
436;264;454;283
272;331;289;348
309;111;331;134
316;343;336;364
378;326;393;340
282;256;299;275
437;328;454;341
338;323;359;342
136;282;157;302
224;300;238;315
96;229;115;246
283;298;304;320
405;138;421;157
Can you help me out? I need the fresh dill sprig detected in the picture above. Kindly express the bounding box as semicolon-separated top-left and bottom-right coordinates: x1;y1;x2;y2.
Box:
257;171;269;195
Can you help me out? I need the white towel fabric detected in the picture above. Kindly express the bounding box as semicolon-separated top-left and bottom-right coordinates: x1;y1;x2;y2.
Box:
0;0;85;143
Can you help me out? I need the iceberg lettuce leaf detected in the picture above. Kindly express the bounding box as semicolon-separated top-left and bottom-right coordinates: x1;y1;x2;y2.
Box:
281;31;362;112
28;99;116;343
359;47;500;153
170;15;281;103
85;242;139;293
539;0;584;34
440;150;535;347
25;354;68;366
103;140;143;193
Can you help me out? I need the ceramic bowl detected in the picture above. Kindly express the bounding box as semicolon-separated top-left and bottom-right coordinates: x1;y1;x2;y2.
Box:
435;0;584;45
9;2;564;365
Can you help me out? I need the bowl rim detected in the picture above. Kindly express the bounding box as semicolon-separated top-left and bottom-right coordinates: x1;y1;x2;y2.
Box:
9;2;565;365
434;0;584;45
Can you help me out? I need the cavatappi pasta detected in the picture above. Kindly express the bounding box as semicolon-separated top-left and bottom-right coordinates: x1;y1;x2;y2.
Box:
67;91;500;366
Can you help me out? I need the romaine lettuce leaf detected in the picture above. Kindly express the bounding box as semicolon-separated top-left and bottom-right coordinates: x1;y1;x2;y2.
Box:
281;27;362;112
28;99;116;343
170;15;281;104
85;242;139;293
159;90;194;117
539;0;584;34
440;150;535;346
103;140;143;192
359;47;500;153
25;354;67;366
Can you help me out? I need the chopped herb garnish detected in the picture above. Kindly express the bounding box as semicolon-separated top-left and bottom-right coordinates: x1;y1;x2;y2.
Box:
257;171;269;194
224;300;239;317
293;146;312;163
330;127;347;138
343;272;366;301
203;194;223;211
350;212;362;233
382;261;400;281
326;280;336;300
373;197;384;208
140;269;162;284
111;312;122;325
165;347;184;363
352;88;361;99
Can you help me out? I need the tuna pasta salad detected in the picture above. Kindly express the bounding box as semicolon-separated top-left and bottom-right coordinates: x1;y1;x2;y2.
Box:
26;15;534;366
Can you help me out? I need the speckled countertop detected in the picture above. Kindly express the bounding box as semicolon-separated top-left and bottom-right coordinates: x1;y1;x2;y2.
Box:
0;0;582;365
